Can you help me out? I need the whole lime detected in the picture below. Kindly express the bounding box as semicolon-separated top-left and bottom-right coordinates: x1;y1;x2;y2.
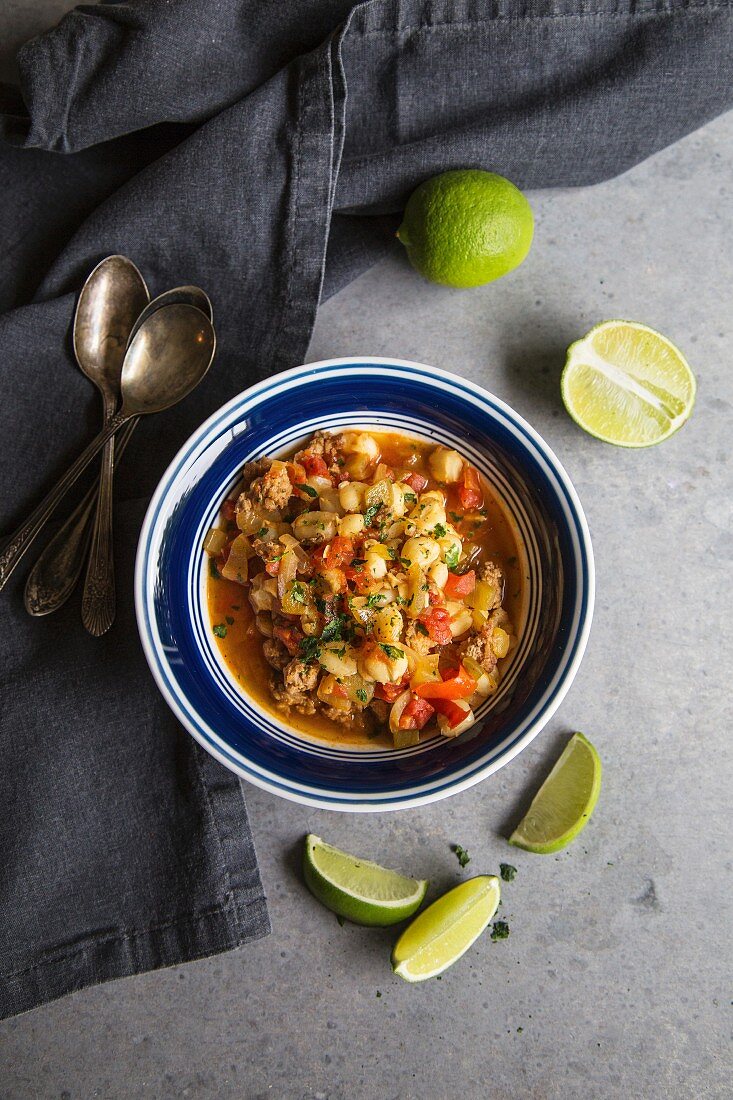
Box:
397;169;534;288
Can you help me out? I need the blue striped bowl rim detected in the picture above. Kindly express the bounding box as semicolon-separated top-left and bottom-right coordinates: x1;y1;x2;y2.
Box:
135;357;594;811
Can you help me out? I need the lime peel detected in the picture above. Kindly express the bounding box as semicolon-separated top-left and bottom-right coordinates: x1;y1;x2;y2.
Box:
509;732;602;854
562;320;695;448
391;875;501;982
303;834;428;927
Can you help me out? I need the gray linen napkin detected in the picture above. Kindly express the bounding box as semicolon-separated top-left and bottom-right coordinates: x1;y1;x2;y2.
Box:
1;0;731;1020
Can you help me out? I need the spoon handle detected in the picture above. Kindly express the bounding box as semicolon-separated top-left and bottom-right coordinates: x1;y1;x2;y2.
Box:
0;412;128;593
24;419;138;616
81;396;119;636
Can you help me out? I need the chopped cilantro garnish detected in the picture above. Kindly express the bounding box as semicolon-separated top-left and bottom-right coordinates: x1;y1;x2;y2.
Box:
415;621;429;636
363;501;383;527
212;623;227;638
255;526;268;539
314;595;327;613
449;511;463;523
380;643;404;660
321;613;352;644
355;688;368;703
452;844;470;868
225;615;235;625
209;558;220;579
295;483;318;498
350;558;366;572
400;557;411;568
490;920;510;941
403;492;417;504
421;582;430;591
290;582;307;605
500;863;517;882
444;545;460;570
366;593;386;608
433;522;447;538
507;555;518;566
299;636;322;664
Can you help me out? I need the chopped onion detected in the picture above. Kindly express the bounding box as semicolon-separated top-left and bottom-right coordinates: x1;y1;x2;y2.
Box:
203;527;227;556
388;688;413;735
221;535;251;584
277;548;299;602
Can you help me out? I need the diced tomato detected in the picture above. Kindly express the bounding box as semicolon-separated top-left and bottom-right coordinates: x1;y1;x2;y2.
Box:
345;568;373;593
418;606;452;646
431;697;469;729
273;624;303;656
444;569;476;600
415;663;477;701
220;498;237;523
374;681;408;703
427;588;442;605
265;559;280;576
458;466;483;510
398;696;435;730
301;453;330;479
323;536;354;569
309;546;327;570
286;461;306;485
404;471;428;494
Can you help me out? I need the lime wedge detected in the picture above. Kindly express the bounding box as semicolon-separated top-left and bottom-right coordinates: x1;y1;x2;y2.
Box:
392;876;501;982
562;320;695;447
303;834;428;927
509;732;602;854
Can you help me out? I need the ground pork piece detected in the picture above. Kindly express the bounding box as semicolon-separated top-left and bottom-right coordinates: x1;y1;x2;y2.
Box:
480;561;504;609
296;431;345;479
405;621;436;656
460;628;498;676
369;698;389;726
270;668;318;715
297;431;343;464
321;704;354;726
459;608;510;674
262;637;289;671
242;458;272;486
251;463;293;511
283;658;319;695
235;493;255;525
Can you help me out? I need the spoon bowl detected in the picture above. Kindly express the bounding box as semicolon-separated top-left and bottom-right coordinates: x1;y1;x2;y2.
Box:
120;303;216;417
74;255;150;394
127;286;212;347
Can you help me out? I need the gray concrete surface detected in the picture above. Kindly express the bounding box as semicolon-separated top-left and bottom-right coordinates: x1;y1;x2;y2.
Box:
1;5;732;1098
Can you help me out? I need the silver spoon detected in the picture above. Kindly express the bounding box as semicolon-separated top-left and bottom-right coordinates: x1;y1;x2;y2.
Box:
0;303;216;592
24;287;213;618
73;256;149;635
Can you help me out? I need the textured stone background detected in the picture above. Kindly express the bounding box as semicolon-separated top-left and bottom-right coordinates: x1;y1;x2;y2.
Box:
1;4;731;1098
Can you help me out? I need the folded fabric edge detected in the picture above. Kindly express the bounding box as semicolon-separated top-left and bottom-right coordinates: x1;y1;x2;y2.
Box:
0;897;270;1021
0;745;271;1022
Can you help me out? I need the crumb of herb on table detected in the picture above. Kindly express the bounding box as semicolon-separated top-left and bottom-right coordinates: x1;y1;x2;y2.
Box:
452;844;470;868
499;863;517;882
490;920;510;941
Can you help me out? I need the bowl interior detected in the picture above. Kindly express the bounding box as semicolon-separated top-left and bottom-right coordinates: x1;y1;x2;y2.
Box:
137;360;592;809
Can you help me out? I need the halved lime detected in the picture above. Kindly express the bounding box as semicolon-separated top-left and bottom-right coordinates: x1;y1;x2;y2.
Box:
303;834;428;927
562;320;695;447
391;876;501;982
509;732;602;854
